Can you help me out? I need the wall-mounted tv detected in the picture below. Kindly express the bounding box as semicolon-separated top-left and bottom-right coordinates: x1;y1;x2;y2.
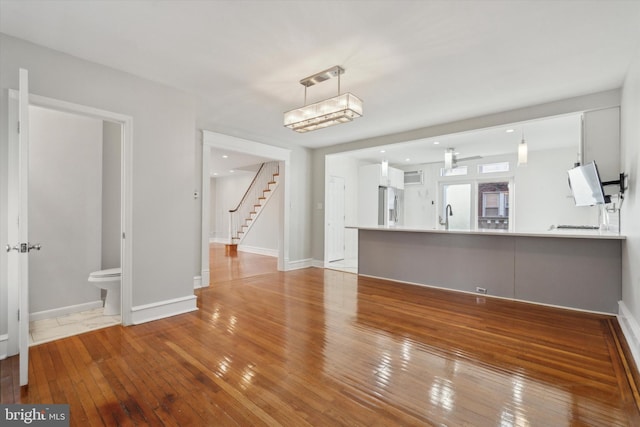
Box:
567;161;608;206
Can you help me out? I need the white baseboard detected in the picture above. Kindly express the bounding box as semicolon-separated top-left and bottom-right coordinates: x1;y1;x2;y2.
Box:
210;237;228;244
311;259;325;268
0;334;8;360
286;258;314;271
193;275;203;289
30;300;104;322
238;245;278;257
618;301;640;369
199;270;210;288
131;295;198;325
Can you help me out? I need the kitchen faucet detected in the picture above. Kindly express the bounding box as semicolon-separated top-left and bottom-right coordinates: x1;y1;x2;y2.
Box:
438;204;454;230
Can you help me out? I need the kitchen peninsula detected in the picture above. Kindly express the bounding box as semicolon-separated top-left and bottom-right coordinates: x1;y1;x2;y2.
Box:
354;226;624;313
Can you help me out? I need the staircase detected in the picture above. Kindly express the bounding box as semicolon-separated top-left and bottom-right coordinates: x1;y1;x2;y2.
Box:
227;161;279;252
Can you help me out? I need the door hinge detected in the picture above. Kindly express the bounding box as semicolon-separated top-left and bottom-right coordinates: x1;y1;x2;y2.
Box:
17;309;20;321
122;232;126;239
17;121;20;134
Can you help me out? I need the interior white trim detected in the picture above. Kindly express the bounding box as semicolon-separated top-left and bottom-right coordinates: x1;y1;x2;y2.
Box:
311;259;325;268
618;301;640;369
30;300;104;322
201;130;292;278
0;334;8;360
193;275;203;289
287;258;315;270
131;295;198;325
238;245;278;258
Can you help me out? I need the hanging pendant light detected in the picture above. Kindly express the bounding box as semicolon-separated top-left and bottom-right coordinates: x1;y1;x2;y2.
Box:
444;148;456;169
284;66;363;133
518;129;528;166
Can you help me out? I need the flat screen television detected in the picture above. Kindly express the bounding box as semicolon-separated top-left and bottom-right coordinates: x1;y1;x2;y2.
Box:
567;161;607;206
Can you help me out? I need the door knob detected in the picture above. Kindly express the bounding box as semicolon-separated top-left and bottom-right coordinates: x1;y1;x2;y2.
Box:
5;243;41;252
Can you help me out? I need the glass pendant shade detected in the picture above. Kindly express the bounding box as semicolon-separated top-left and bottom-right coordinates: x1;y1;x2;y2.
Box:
518;138;528;166
284;93;363;133
444;148;455;169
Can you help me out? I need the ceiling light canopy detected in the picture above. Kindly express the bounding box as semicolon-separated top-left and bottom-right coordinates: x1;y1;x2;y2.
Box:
284;65;363;133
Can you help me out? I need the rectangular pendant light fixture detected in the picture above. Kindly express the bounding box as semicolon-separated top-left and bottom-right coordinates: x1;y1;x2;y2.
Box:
284;66;363;133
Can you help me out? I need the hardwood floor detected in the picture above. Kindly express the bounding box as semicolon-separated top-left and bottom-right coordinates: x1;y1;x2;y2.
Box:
2;243;639;425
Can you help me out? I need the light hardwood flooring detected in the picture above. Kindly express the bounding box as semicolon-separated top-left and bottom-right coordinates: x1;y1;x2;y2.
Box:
1;243;639;425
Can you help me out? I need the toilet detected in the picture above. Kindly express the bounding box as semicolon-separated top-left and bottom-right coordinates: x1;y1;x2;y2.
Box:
88;267;121;316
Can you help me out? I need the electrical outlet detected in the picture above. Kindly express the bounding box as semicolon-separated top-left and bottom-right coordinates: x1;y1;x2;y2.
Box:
476;286;487;294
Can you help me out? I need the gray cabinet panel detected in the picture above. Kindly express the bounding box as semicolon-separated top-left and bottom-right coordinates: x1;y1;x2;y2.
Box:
514;237;621;313
359;230;515;297
358;229;622;314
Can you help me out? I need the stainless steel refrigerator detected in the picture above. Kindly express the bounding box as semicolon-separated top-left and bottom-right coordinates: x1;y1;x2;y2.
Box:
378;186;403;226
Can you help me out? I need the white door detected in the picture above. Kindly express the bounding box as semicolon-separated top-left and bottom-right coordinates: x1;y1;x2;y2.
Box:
441;183;472;230
7;69;33;386
327;176;345;262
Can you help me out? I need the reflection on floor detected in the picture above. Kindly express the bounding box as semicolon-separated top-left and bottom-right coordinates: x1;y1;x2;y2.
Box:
326;257;358;274
29;307;120;346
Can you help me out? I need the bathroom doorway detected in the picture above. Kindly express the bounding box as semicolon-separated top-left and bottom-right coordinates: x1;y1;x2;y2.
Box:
27;105;123;344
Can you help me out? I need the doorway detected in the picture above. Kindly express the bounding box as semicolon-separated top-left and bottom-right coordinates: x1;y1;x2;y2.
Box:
201;131;291;286
441;183;472;230
326;175;345;263
27;105;122;344
6;89;133;359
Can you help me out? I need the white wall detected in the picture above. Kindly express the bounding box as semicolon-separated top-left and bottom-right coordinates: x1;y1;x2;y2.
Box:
0;34;197;336
401;163;443;229
210;172;279;252
211;173;253;240
620;46;640;360
515;147;597;230
28;106;103;314
102;121;121;269
389;147;597;232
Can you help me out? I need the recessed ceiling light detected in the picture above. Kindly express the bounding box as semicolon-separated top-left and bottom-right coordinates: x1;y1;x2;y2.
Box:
405;158;411;162
222;155;229;158
506;129;515;133
229;170;235;173
433;141;440;145
380;150;386;153
213;172;218;176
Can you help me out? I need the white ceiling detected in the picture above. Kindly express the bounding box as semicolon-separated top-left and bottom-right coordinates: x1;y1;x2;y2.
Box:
1;1;639;151
209;149;271;178
338;112;583;167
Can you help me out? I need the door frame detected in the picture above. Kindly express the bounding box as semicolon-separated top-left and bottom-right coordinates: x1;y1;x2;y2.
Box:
438;180;474;230
200;130;291;286
6;90;134;357
325;175;346;263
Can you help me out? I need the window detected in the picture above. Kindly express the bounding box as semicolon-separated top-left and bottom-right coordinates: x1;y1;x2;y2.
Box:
478;162;510;174
440;166;468;177
477;182;510;230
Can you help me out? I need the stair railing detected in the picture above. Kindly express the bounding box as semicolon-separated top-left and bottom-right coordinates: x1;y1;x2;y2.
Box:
228;161;279;244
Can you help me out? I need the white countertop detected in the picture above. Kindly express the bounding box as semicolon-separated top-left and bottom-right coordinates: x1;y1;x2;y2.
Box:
348;225;626;240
